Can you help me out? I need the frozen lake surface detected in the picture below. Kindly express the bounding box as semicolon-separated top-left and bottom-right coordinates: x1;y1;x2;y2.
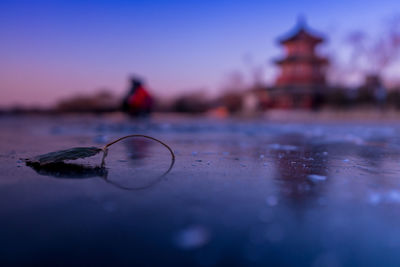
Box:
2;114;400;266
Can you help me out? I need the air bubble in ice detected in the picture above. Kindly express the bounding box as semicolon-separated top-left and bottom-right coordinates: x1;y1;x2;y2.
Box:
266;196;278;207
388;190;400;203
368;193;381;205
174;225;210;250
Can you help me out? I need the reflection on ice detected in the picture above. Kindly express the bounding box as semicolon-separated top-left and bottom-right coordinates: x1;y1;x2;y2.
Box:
26;161;107;179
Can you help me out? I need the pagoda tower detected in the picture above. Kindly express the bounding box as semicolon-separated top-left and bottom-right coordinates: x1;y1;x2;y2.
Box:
275;20;329;88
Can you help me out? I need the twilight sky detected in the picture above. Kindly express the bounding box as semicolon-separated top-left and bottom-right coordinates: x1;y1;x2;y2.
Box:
0;0;399;107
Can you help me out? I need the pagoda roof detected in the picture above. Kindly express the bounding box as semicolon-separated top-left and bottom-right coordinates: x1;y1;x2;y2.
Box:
278;20;325;44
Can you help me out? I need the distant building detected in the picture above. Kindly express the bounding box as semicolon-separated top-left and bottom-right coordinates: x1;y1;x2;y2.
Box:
271;19;329;108
275;20;328;87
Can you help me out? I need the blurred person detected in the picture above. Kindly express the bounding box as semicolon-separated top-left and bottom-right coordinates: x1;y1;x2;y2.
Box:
122;77;153;116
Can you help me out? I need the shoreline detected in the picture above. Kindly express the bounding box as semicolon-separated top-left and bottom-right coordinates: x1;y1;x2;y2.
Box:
1;109;400;124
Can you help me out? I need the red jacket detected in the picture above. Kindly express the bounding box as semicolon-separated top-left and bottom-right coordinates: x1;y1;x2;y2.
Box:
128;86;152;110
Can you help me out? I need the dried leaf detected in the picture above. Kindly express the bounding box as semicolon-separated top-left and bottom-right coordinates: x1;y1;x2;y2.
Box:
25;147;103;165
23;134;176;191
24;134;175;189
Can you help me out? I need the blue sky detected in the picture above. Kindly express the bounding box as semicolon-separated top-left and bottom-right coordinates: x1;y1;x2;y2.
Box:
0;0;399;106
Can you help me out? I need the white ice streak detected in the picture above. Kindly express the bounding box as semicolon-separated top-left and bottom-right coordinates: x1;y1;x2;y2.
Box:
268;144;298;151
307;174;327;183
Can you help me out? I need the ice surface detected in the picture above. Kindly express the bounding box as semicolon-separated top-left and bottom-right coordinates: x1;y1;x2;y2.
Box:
1;115;400;265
